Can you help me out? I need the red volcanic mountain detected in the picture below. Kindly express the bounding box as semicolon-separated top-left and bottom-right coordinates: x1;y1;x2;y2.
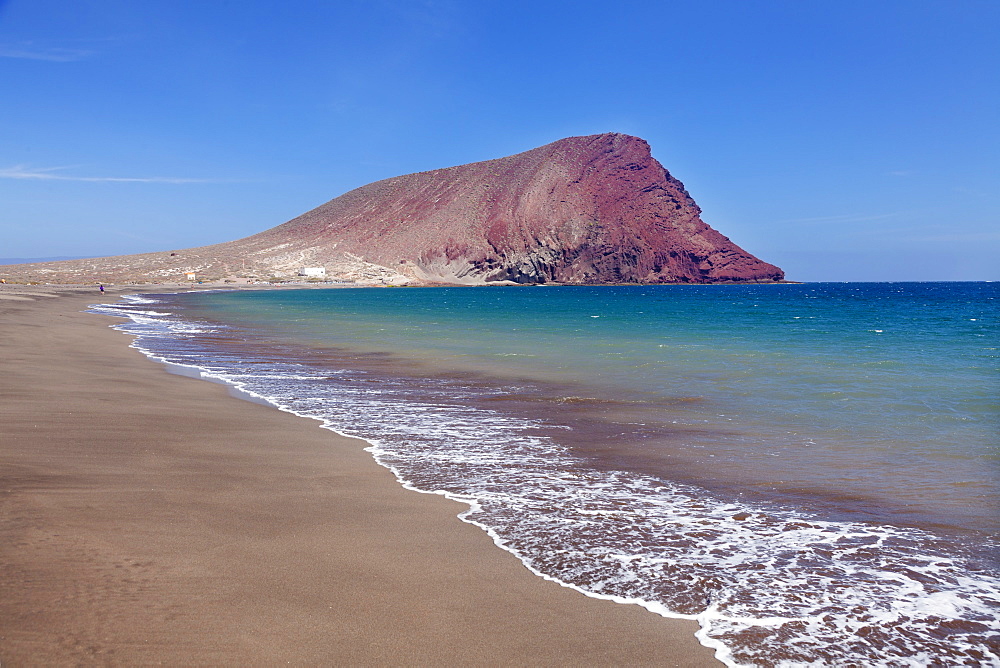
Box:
1;133;783;285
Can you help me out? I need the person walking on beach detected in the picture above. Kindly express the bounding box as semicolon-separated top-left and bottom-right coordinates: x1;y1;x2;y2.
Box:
99;284;104;293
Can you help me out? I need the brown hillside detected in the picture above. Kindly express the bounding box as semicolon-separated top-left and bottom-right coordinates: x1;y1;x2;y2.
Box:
1;133;783;285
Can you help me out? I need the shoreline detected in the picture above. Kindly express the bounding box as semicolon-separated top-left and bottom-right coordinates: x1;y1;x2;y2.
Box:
0;284;718;665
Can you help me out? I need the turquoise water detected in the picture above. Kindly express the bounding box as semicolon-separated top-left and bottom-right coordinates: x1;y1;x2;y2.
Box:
94;283;999;666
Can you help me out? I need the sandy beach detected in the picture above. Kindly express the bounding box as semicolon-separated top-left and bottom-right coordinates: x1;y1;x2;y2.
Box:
0;285;717;666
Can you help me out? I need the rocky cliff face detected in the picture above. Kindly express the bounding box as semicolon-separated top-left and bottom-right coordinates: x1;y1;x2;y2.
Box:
1;134;783;285
233;133;782;284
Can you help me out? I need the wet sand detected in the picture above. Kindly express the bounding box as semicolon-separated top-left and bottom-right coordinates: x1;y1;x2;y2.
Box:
0;285;718;666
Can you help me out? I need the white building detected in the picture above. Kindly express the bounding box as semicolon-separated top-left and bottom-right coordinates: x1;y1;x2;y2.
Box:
298;267;327;278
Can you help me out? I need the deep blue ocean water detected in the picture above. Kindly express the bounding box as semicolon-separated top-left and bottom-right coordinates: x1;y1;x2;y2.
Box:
93;282;999;666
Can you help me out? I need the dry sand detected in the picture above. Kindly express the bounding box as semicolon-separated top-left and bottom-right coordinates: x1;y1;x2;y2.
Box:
0;284;719;666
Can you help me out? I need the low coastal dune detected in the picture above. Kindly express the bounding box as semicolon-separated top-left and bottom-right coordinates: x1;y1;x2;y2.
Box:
0;285;717;665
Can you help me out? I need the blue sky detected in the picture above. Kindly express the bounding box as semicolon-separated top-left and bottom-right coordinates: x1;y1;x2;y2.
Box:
1;0;997;281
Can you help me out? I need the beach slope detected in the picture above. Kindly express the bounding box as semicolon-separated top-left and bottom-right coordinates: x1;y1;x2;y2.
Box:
0;286;717;665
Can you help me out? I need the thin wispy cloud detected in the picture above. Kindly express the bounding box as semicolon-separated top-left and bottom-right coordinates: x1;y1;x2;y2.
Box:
0;43;93;62
0;165;220;184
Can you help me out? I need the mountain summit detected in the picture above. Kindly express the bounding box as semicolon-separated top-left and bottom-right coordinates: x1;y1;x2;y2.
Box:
3;134;784;285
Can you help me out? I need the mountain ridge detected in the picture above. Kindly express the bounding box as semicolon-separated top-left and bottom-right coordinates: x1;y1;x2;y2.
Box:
1;134;784;285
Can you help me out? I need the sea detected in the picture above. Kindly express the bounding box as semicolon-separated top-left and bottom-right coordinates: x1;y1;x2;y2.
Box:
91;282;999;667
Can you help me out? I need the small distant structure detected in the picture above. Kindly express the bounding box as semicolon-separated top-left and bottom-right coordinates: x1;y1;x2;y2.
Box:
185;272;197;281
298;267;326;278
